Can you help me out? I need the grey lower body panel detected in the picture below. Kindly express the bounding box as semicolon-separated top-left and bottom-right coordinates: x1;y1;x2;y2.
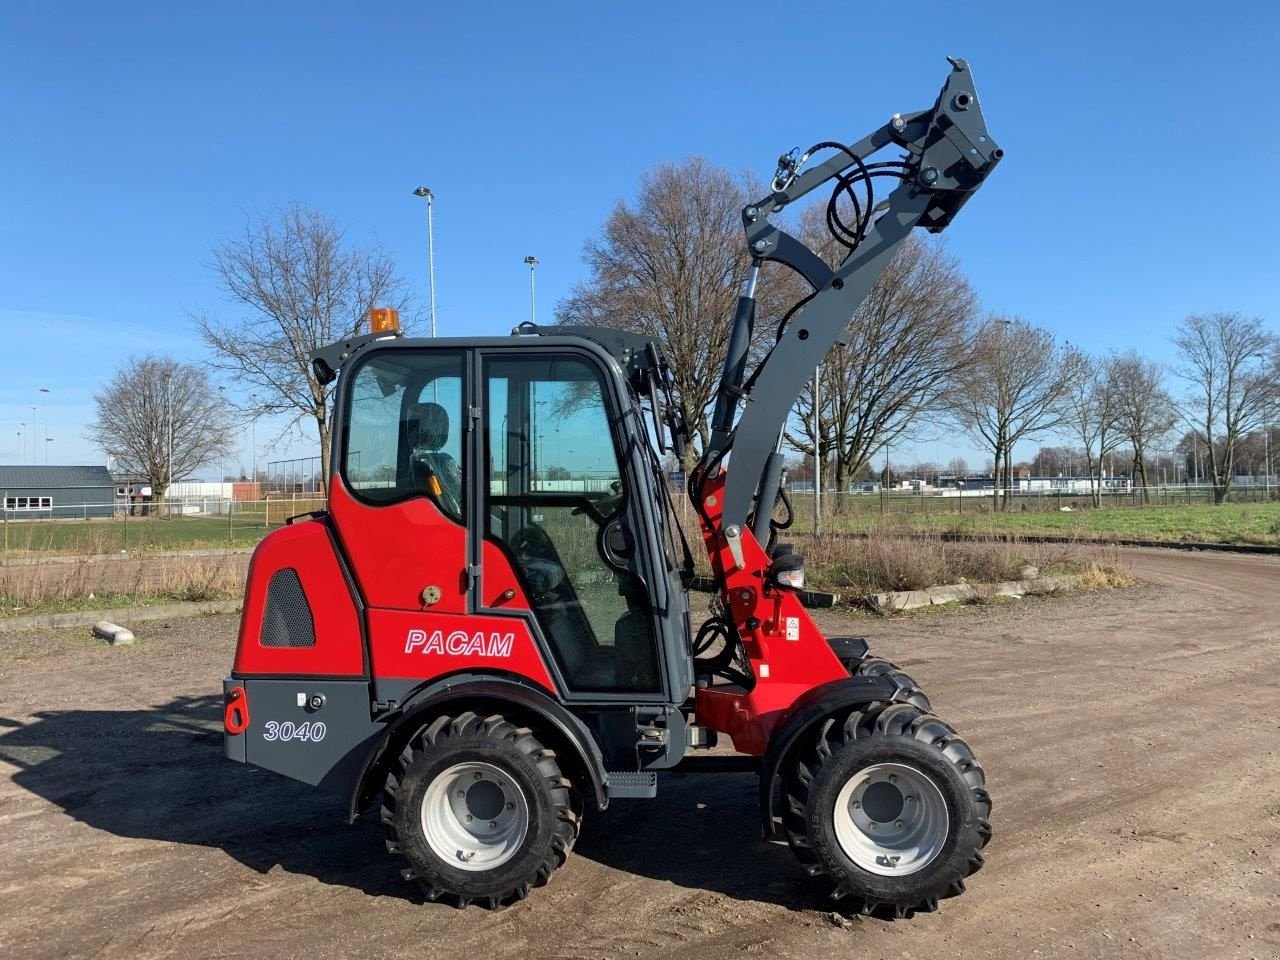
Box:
224;676;383;797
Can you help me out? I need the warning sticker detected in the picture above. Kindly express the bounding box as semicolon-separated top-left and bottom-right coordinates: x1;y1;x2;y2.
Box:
785;617;800;641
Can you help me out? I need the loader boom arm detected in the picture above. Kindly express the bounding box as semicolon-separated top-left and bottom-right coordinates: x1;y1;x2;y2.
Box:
698;58;1003;532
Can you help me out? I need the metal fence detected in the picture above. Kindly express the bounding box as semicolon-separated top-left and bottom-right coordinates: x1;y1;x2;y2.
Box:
785;482;1278;519
0;496;327;557
2;481;1276;558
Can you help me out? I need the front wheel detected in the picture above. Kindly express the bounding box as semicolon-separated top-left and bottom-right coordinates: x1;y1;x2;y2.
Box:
382;711;579;907
783;702;991;918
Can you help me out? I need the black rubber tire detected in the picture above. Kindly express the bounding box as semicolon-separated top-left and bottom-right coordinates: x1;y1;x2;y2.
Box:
782;701;991;919
853;656;931;712
382;711;579;908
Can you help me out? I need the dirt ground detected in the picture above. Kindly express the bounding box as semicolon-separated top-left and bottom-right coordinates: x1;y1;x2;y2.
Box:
0;548;1276;960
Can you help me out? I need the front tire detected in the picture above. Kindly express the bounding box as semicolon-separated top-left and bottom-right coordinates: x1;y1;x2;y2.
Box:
783;702;991;918
382;711;578;908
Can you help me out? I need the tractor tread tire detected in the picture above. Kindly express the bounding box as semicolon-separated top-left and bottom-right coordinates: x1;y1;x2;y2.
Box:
782;700;990;919
382;711;578;909
853;655;932;712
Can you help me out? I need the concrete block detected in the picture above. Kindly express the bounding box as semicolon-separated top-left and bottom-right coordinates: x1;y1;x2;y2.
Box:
869;589;932;611
926;583;978;605
92;621;135;645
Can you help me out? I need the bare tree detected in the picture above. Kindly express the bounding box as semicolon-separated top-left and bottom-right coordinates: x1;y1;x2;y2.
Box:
1172;312;1278;503
952;317;1075;510
945;456;970;477
557;158;787;470
782;225;979;509
1062;350;1125;506
195;203;408;492
87;356;235;508
1110;352;1178;500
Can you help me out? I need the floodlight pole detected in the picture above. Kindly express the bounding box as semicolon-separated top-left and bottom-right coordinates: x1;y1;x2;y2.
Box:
413;187;437;337
39;388;49;464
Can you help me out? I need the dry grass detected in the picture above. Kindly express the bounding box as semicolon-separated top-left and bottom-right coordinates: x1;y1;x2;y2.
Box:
2;521;1133;617
791;529;1129;596
1;554;245;615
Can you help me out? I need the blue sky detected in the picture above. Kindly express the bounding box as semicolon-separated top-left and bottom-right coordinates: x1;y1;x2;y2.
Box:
2;1;1277;474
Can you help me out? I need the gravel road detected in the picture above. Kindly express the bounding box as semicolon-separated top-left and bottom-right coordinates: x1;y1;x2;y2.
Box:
0;548;1276;960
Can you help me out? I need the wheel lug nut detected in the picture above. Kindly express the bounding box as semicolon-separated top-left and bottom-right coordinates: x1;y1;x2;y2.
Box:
489;820;498;828
906;796;915;804
505;802;514;810
456;790;465;799
464;814;473;823
852;801;861;810
889;774;897;783
895;820;904;829
473;772;482;781
868;823;877;831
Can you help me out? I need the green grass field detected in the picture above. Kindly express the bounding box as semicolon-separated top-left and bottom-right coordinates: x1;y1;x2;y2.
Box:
4;498;1278;559
795;500;1280;546
0;499;325;557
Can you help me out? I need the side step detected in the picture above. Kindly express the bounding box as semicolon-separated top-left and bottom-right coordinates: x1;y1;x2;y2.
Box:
606;771;658;799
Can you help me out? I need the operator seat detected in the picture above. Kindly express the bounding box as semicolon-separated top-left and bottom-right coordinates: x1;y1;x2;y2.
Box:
405;401;462;518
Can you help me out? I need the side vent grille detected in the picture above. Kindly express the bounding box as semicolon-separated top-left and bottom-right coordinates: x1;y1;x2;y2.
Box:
260;568;316;648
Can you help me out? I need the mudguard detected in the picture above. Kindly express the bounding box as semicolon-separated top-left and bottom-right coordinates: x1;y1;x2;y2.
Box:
757;674;900;838
345;672;610;822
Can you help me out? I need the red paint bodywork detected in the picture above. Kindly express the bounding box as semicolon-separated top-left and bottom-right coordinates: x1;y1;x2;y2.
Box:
691;473;848;756
328;480;469;613
233;516;365;676
235;476;554;694
367;608;556;692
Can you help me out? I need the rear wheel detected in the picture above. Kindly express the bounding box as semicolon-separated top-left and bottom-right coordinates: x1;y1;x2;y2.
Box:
382;711;578;907
783;702;991;918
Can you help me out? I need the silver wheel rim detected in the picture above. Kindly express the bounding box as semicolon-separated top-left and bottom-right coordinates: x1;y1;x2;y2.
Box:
421;761;529;872
832;762;949;876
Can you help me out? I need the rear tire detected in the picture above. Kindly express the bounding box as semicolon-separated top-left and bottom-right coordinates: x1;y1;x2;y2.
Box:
382;711;579;908
783;702;991;918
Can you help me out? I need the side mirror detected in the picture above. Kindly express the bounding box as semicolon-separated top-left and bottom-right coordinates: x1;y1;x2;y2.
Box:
766;552;805;591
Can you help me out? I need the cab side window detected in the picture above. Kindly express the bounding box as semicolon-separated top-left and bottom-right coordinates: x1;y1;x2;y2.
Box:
344;351;465;521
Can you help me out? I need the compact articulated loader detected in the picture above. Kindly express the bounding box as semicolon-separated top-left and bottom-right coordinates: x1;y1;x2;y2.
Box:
223;59;1002;917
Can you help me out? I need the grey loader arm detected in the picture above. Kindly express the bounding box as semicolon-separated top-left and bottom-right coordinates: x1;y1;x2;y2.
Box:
705;58;1003;531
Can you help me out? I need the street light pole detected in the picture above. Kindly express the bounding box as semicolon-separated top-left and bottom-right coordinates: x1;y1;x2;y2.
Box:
165;373;174;511
1265;406;1272;502
523;256;539;325
38;388;49;464
412;187;437;337
812;366;821;536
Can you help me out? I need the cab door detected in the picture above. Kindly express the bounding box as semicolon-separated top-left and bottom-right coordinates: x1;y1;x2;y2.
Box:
478;349;667;697
328;348;470;613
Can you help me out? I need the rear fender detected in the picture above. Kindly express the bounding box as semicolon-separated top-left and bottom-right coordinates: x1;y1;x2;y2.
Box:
346;673;609;822
757;675;899;838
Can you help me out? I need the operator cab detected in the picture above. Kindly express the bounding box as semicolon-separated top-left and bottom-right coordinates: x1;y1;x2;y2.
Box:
325;323;694;764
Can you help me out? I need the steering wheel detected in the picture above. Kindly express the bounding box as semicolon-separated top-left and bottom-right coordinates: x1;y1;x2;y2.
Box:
511;523;555;559
570;490;625;525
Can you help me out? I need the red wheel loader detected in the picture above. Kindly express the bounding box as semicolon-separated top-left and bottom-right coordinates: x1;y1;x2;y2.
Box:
223;59;1001;917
